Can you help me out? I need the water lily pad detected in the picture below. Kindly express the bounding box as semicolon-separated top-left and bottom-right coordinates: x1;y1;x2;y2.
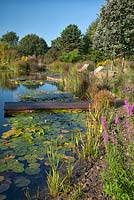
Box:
7;159;24;173
28;162;40;169
14;176;31;187
25;167;40;175
24;154;38;163
0;194;7;200
0;183;10;193
0;176;4;182
0;163;7;173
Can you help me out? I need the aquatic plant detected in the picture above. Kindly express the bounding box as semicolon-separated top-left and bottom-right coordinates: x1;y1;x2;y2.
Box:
47;142;66;197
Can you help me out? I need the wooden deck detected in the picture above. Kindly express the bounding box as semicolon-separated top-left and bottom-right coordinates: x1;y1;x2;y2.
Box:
4;101;90;115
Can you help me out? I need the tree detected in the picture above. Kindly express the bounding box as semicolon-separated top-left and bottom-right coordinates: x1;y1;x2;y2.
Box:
51;37;61;50
0;41;18;65
82;19;99;55
1;31;19;47
93;0;134;59
60;24;82;52
19;34;48;56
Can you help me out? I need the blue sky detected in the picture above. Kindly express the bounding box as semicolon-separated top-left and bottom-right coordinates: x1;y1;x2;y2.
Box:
0;0;106;46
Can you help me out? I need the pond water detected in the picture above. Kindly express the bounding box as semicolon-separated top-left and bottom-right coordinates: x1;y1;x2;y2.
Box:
0;72;57;133
0;71;87;200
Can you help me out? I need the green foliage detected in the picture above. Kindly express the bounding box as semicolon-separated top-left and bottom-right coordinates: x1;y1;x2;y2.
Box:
0;41;19;66
59;49;80;63
93;0;134;58
60;24;82;52
44;47;61;63
19;34;48;56
51;37;61;50
102;110;134;199
47;143;68;197
0;31;19;48
90;49;108;63
82;19;99;55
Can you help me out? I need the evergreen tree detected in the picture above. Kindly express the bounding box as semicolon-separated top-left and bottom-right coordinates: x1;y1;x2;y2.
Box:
60;24;82;52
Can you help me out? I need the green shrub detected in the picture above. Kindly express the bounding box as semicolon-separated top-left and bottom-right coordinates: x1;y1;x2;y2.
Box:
59;49;80;63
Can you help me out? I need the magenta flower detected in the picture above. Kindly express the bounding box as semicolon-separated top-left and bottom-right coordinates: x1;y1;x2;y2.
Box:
101;117;108;143
124;99;134;116
114;116;120;124
129;105;134;116
101;117;107;131
124;98;129;105
126;122;132;135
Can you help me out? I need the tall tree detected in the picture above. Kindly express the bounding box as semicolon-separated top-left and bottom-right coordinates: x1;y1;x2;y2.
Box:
82;19;99;54
93;0;134;58
60;24;82;52
19;34;48;56
1;31;19;47
51;37;61;50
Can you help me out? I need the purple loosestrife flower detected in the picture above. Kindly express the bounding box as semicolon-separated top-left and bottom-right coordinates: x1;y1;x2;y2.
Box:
126;122;132;135
101;117;108;143
124;99;134;116
114;116;120;124
128;105;134;116
101;117;107;131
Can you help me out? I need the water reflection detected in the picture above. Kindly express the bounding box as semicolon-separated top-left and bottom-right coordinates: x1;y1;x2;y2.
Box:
0;70;57;134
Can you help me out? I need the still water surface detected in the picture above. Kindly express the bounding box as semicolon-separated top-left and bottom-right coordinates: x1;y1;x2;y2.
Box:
0;71;86;200
0;72;57;133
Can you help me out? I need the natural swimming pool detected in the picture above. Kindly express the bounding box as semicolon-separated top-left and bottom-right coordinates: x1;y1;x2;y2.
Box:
0;71;87;200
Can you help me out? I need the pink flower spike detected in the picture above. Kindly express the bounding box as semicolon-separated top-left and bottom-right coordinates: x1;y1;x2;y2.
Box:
124;98;129;105
114;116;120;124
128;105;134;116
101;117;107;129
102;132;109;143
101;117;108;143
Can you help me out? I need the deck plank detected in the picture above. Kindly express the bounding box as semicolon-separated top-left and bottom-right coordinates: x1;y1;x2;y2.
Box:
4;101;90;115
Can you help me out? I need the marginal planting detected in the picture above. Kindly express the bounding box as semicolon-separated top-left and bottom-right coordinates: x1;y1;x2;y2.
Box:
101;100;134;199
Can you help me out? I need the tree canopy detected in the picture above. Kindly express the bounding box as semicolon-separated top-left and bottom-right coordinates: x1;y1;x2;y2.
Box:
93;0;134;58
82;19;99;55
19;34;48;56
60;24;82;52
1;31;19;47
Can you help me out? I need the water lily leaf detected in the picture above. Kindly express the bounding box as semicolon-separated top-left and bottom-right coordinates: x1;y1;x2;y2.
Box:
14;176;31;187
28;162;40;169
0;163;7;173
25;167;40;175
24;154;38;163
7;159;24;173
2;129;22;139
61;130;70;133
3;123;9;127
0;194;7;200
0;176;4;182
18;157;25;161
0;183;10;193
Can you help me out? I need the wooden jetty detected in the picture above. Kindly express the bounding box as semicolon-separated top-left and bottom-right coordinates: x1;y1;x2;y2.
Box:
4;101;90;115
46;76;62;83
